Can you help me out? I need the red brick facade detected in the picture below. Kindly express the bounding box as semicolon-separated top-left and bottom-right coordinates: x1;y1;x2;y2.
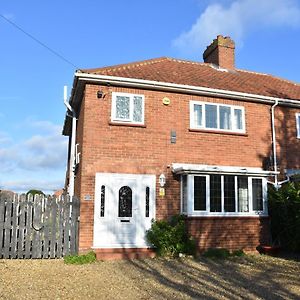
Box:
71;83;300;253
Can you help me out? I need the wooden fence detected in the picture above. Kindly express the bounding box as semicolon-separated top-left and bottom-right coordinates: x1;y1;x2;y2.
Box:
0;193;80;259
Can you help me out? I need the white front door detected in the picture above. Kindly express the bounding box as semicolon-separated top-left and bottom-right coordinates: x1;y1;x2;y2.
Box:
93;173;156;248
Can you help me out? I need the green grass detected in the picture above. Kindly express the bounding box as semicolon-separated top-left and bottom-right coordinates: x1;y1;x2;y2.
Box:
64;251;96;265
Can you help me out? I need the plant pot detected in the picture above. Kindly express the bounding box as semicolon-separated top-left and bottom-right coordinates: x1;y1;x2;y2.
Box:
256;245;281;256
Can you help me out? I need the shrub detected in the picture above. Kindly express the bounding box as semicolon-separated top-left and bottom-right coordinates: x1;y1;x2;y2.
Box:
146;215;196;257
268;182;300;252
64;251;96;265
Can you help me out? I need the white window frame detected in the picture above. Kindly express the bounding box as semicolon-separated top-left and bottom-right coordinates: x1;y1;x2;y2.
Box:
296;113;300;139
182;174;267;217
111;92;145;124
190;100;246;133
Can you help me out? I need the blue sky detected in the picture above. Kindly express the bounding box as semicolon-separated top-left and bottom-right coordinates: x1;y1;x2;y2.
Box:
1;0;300;193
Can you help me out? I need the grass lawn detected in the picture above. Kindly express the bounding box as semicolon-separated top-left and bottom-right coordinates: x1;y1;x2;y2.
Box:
0;254;299;299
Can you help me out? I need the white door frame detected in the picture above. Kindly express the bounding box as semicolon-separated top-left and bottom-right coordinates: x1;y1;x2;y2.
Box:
93;173;156;248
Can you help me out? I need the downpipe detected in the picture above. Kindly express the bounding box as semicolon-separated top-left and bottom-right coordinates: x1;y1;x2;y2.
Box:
64;86;77;197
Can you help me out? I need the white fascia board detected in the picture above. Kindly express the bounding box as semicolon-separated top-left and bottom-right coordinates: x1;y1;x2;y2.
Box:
75;72;300;108
171;163;278;177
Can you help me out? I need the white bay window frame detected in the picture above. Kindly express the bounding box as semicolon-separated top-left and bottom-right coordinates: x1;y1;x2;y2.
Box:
190;100;246;133
182;174;267;217
111;92;145;124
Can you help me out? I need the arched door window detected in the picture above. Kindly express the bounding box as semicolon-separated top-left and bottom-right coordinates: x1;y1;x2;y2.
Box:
118;186;132;217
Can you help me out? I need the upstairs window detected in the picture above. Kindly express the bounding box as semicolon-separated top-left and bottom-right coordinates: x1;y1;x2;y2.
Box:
296;113;300;138
190;101;245;133
111;92;144;124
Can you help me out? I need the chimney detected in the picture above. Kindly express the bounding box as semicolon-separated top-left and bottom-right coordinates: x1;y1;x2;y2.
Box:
203;35;235;69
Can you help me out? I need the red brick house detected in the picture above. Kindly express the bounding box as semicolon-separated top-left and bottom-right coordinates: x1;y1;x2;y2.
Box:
62;35;300;259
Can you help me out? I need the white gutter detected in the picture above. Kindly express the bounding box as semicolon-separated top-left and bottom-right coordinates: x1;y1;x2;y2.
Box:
64;86;77;197
271;99;279;188
74;72;300;108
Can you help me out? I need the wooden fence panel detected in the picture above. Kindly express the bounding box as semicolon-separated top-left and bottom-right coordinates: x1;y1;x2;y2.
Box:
0;193;79;259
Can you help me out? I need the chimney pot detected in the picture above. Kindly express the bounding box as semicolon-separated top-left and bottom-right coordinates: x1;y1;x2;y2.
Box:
203;35;235;69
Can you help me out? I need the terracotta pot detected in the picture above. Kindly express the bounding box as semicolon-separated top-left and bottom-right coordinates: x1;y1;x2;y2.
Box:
257;245;281;256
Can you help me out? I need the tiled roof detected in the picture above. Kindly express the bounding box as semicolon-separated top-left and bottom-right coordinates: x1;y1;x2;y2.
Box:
81;57;300;100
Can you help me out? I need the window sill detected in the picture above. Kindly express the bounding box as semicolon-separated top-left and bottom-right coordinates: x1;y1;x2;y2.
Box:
109;121;146;128
183;213;268;218
189;128;247;136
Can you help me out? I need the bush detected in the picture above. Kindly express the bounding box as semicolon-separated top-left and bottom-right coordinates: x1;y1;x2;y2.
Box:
64;251;96;265
146;215;196;257
268;182;300;252
203;248;245;259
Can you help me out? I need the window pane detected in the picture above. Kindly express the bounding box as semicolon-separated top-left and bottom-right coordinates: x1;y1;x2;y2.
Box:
194;104;203;127
145;187;150;217
238;177;249;212
234;109;243;130
210;175;221;212
224;176;235;212
118;186;132;217
194;176;206;211
220;106;232;130
133;96;143;122
182;176;188;213
116;96;130;120
100;185;105;217
252;179;263;211
205;104;218;129
297;115;300;137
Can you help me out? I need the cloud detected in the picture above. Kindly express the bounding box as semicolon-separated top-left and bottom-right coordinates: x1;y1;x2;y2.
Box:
173;0;300;54
0;179;63;193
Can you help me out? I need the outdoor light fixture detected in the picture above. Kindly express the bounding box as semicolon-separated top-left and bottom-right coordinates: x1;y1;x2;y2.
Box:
97;90;104;98
159;174;166;187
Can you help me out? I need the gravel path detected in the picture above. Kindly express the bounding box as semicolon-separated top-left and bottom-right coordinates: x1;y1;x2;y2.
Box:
0;255;299;299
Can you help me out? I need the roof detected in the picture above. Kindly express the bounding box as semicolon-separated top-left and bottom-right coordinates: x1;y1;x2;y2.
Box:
81;57;300;101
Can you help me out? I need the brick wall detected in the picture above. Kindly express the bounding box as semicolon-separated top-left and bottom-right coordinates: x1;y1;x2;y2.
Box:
186;216;271;252
74;83;300;251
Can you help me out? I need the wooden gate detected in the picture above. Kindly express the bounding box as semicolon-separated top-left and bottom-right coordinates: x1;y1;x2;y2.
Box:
0;193;80;259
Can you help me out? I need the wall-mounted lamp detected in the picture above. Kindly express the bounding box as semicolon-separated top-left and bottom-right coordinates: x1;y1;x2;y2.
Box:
159;174;166;187
97;90;105;99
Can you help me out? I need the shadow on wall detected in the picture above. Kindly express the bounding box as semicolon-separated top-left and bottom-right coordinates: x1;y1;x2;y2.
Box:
258;103;300;177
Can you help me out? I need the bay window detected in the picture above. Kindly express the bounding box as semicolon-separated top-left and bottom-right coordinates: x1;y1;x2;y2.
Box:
181;174;267;216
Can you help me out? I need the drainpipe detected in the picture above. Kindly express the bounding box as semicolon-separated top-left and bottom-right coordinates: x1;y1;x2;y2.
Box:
64;86;77;197
271;99;279;189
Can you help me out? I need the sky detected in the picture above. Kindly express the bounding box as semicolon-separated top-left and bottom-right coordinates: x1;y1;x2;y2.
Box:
1;0;300;193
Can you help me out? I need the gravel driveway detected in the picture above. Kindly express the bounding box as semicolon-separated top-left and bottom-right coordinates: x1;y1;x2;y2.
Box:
0;255;299;299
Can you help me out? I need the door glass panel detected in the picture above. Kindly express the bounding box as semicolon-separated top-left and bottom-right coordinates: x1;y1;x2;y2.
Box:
118;186;132;217
100;185;105;217
145;187;150;217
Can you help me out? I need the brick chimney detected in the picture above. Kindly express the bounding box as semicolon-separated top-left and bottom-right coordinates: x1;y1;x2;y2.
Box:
203;35;235;69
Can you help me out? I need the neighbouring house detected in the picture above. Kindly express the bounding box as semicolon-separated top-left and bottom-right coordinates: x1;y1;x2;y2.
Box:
62;35;300;259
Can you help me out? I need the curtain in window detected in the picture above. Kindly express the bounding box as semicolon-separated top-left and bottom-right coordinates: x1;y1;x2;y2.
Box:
220;106;231;130
194;104;203;127
205;104;218;128
238;177;249;212
234;109;243;130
